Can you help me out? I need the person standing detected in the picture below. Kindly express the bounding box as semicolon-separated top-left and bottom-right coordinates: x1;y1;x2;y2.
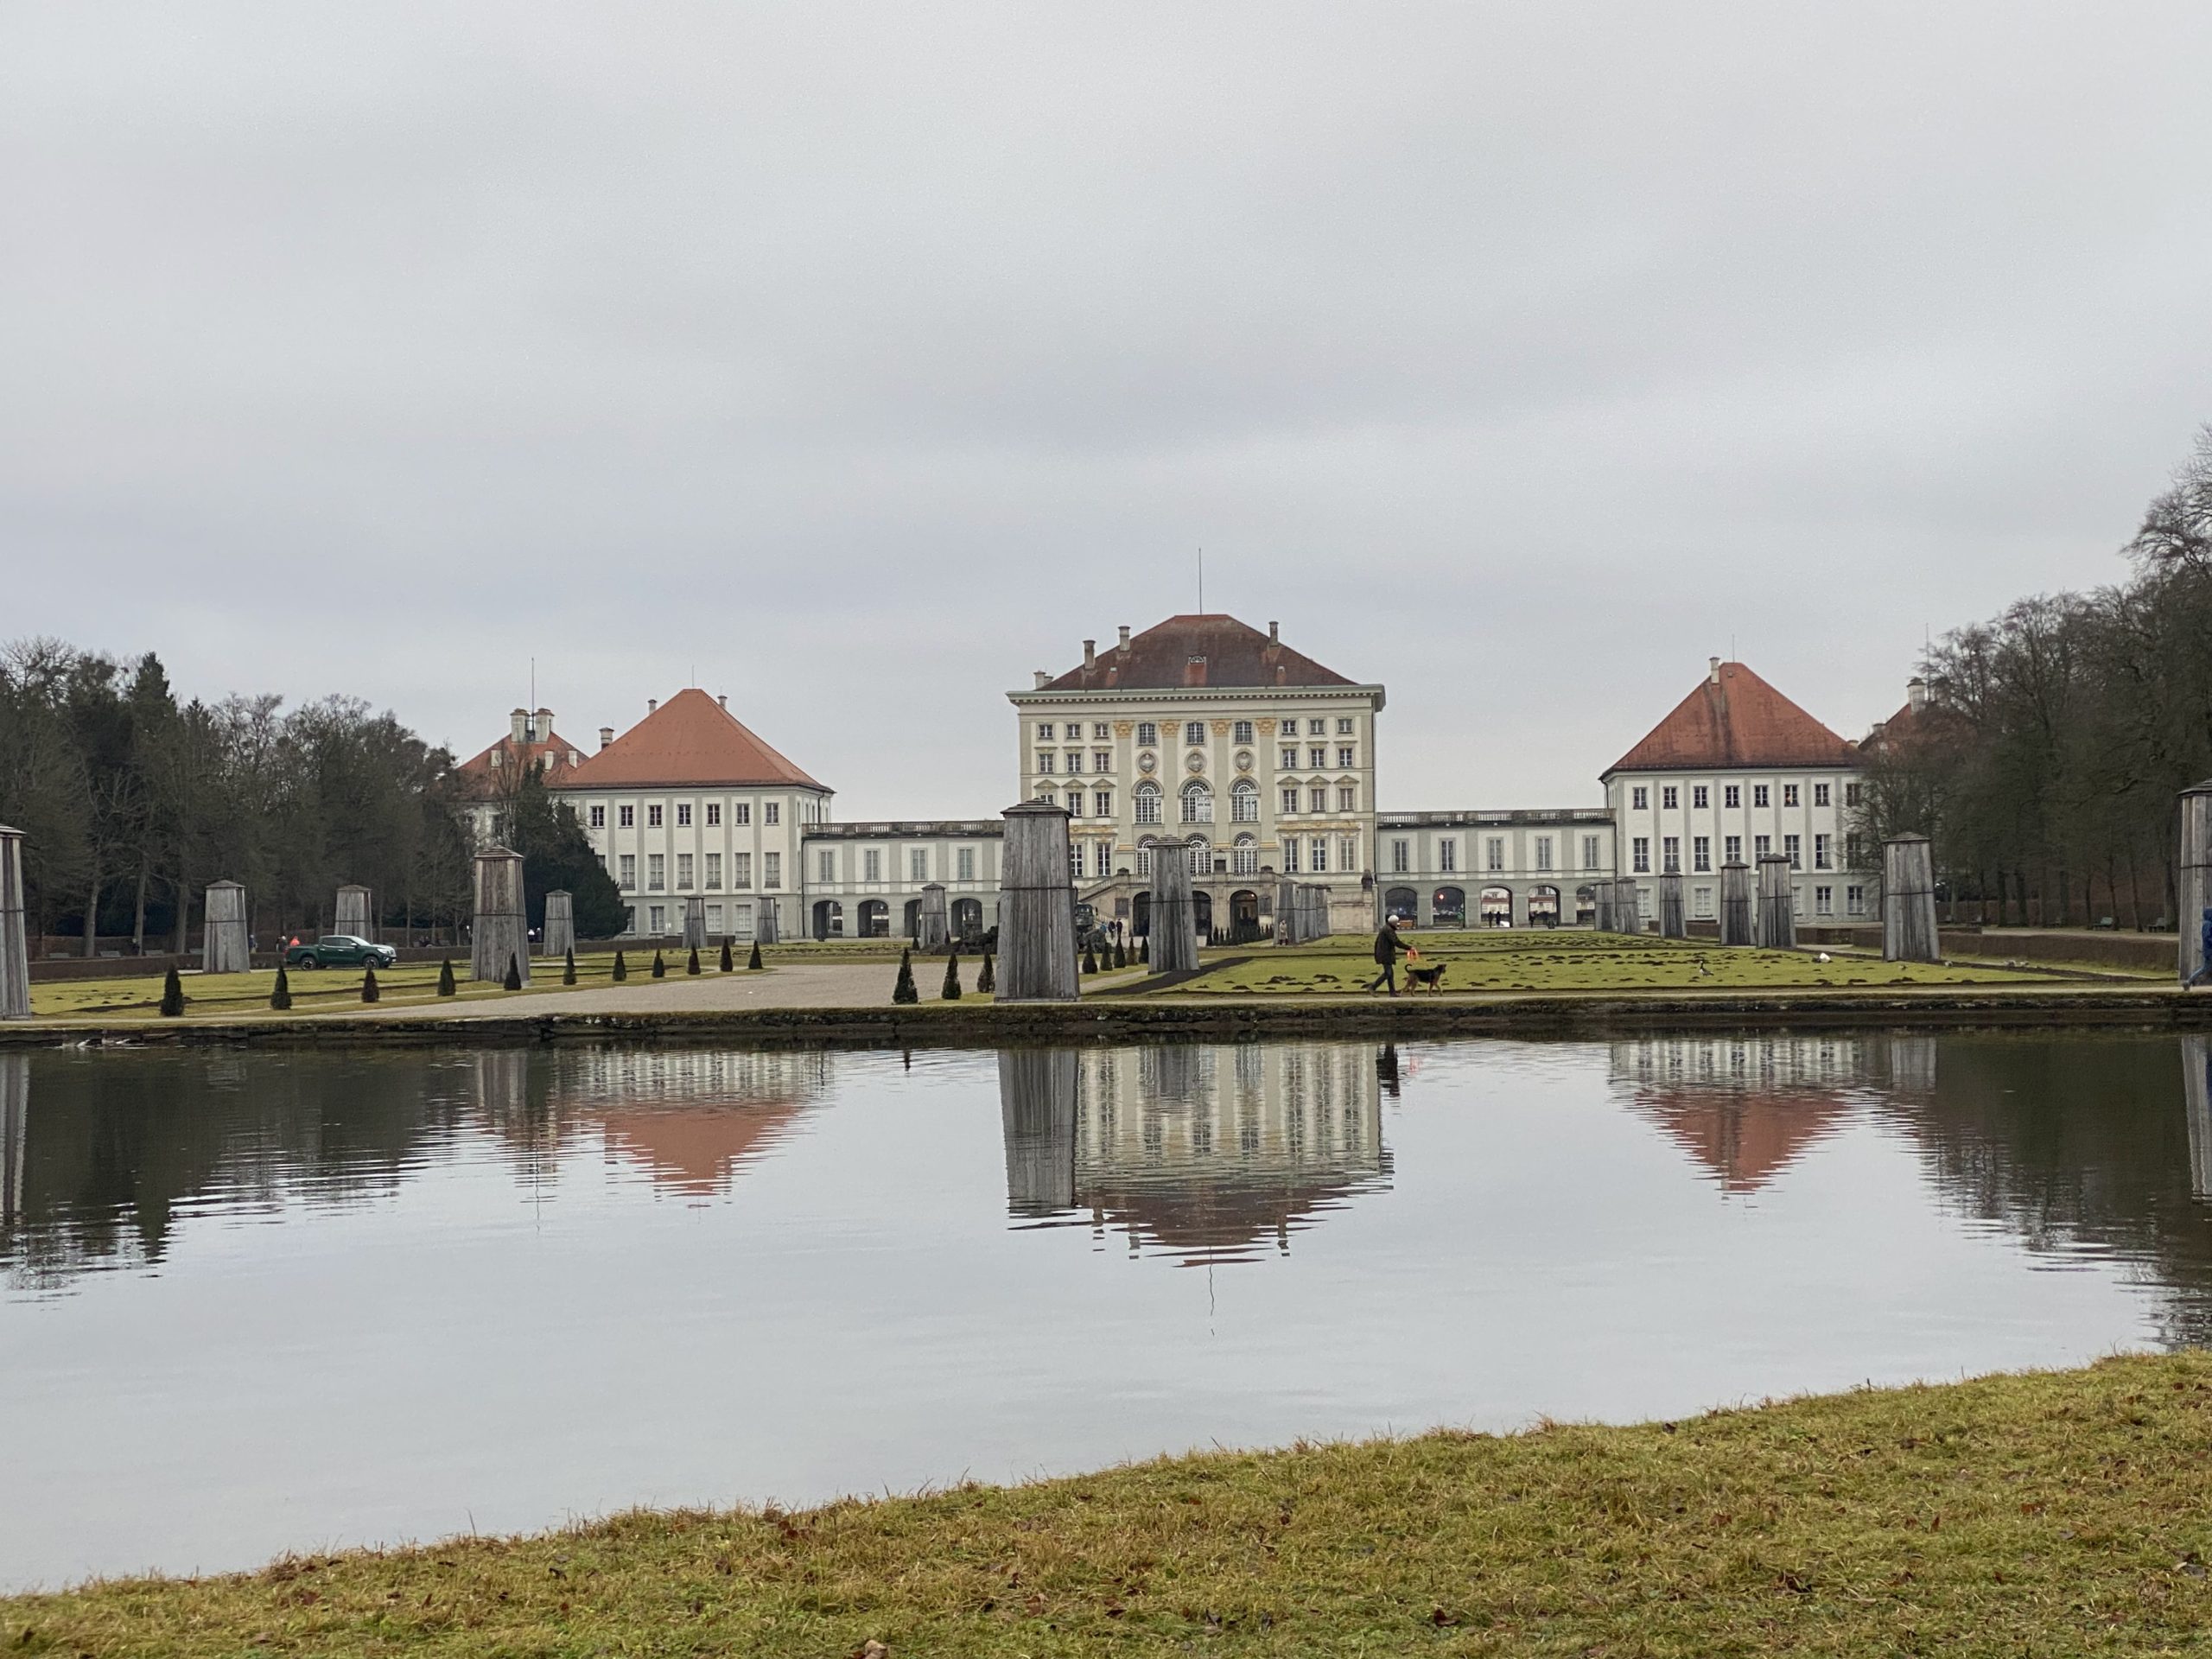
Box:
1367;917;1414;995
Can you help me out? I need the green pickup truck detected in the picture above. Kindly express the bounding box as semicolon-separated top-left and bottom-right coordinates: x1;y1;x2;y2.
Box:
284;935;398;969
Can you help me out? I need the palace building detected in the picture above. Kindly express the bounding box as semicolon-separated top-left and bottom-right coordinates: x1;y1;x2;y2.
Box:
1006;615;1386;942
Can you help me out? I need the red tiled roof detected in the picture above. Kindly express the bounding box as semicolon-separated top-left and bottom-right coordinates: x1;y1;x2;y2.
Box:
1037;615;1357;693
1605;662;1856;776
560;688;826;791
456;724;591;799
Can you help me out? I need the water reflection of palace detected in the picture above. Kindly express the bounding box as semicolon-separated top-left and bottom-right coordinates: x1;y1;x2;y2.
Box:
1001;1042;1391;1263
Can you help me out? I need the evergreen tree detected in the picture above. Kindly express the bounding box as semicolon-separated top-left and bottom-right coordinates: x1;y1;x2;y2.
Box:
976;950;995;993
719;940;733;972
1082;944;1098;975
563;947;576;985
361;963;379;1003
1114;938;1128;969
651;950;666;979
747;939;763;970
892;948;918;1004
941;950;962;1000
158;964;183;1017
503;767;629;938
270;962;291;1010
1139;935;1149;964
503;953;522;990
613;950;628;982
686;946;701;976
436;957;456;996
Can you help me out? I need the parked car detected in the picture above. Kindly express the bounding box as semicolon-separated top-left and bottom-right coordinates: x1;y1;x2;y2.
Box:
285;935;397;969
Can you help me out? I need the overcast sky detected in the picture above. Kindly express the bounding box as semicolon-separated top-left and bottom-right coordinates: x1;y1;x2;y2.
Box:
6;4;2209;815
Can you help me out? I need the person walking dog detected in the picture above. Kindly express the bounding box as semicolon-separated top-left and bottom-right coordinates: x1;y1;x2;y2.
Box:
1367;917;1416;995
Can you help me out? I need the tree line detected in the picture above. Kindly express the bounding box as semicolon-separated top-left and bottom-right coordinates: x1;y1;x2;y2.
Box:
0;641;623;953
1854;427;2212;929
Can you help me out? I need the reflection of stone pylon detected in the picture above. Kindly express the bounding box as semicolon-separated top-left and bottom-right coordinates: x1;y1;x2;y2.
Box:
0;1053;25;1237
2183;1036;2212;1204
999;1049;1077;1214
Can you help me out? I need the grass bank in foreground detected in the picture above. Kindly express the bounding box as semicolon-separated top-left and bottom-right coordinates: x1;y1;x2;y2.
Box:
10;1355;2210;1656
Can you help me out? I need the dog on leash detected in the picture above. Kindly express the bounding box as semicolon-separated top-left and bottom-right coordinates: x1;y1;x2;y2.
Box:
1404;963;1448;993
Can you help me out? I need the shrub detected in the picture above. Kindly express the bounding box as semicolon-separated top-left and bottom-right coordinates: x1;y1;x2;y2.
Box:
1114;938;1128;969
747;940;763;970
892;948;918;1005
686;947;701;976
563;948;576;986
158;965;184;1018
1139;936;1149;965
1082;945;1098;975
942;950;962;1000
503;954;523;991
270;963;292;1011
612;950;628;982
719;941;733;972
652;950;666;979
976;951;995;993
361;964;380;1003
436;958;456;996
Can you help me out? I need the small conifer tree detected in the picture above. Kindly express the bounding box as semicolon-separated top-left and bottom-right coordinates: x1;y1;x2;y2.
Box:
1139;935;1149;965
613;950;628;982
652;950;666;979
563;948;576;986
158;965;185;1017
892;948;918;1004
687;947;701;976
1114;938;1128;969
942;950;962;1001
719;940;734;972
361;964;380;1003
1082;944;1098;975
503;953;523;991
270;963;292;1011
976;951;995;993
436;957;456;996
747;939;764;970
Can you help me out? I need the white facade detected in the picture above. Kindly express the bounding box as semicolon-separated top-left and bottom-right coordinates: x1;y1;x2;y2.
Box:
562;781;827;938
1376;810;1618;926
798;822;1003;940
1601;768;1870;924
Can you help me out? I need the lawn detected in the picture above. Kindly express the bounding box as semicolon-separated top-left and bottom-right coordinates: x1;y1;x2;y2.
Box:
1162;930;2069;995
8;1351;2209;1656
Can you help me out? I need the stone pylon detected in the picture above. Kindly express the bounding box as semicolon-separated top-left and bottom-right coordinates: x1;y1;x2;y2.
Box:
997;800;1077;1001
918;883;949;951
471;846;530;986
1593;880;1616;933
1882;835;1940;963
542;890;575;958
0;1052;24;1226
2179;782;2212;983
2183;1035;2212;1203
334;884;373;942
682;895;707;951
1755;854;1795;950
0;826;29;1020
203;880;250;975
999;1048;1078;1215
1656;871;1686;938
756;897;780;945
1149;837;1198;974
1719;860;1753;946
1612;876;1641;938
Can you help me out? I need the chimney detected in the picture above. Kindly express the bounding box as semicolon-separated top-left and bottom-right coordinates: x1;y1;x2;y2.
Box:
1708;656;1722;685
510;708;529;745
1083;639;1096;671
717;693;728;710
1907;677;1929;715
1268;620;1280;645
1117;624;1131;650
599;726;614;749
1033;670;1050;689
646;698;658;715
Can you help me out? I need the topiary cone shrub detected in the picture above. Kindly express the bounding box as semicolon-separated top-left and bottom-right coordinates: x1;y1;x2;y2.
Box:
361;964;380;1003
1082;944;1098;975
652;950;666;979
686;947;701;976
613;950;628;982
1139;935;1149;965
747;940;763;970
563;948;576;986
436;958;456;996
719;941;733;972
1114;938;1128;969
892;948;918;1005
503;953;523;991
976;951;995;993
158;965;185;1018
270;963;292;1011
942;950;962;1001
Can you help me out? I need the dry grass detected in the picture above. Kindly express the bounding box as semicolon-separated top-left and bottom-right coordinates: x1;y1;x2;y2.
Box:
9;1353;2211;1656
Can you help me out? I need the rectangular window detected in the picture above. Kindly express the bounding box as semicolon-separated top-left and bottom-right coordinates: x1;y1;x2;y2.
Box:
1662;786;1678;810
1096;842;1116;879
706;802;721;827
619;854;636;889
1782;784;1799;808
1391;838;1410;874
1844;782;1862;807
1847;884;1866;916
1233;720;1254;745
957;847;976;881
763;852;780;888
647;853;665;891
1306;786;1325;812
1136;721;1158;747
1485;836;1504;872
1309;747;1327;768
1754;834;1771;859
1338;836;1358;873
732;852;752;887
1631;786;1649;810
1280;747;1300;769
1338;747;1355;768
648;804;664;828
589;804;606;829
676;853;694;888
1308;718;1326;736
1692;885;1714;919
1693;835;1712;873
819;850;836;883
1724;785;1741;809
649;905;664;933
1815;885;1834;916
1535;836;1553;872
619;804;635;828
734;802;751;825
1337;785;1356;812
1813;783;1830;807
1632;836;1650;874
1065;751;1083;774
1179;721;1201;747
707;904;722;933
1065;790;1083;817
1338;717;1354;735
765;803;779;826
1846;833;1863;868
676;803;692;828
1582;835;1600;870
1036;753;1055;773
864;849;880;881
1282;839;1300;874
1814;833;1832;869
1783;833;1802;868
1037;722;1054;740
1725;834;1743;862
1753;785;1770;809
911;848;929;880
1439;839;1457;873
1662;836;1680;874
1692;785;1708;810
1093;751;1110;773
1090;722;1106;741
1094;790;1112;818
705;852;721;887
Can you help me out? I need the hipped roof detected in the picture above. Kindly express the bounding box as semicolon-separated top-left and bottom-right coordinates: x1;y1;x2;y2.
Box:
560;689;826;791
1605;662;1856;776
1035;615;1357;693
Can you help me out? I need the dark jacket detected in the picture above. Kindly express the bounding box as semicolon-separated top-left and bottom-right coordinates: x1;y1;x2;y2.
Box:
1373;925;1408;965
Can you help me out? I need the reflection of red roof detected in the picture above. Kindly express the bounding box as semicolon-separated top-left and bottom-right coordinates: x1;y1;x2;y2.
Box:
599;1103;807;1195
561;689;826;791
1607;663;1856;776
1630;1088;1853;1192
456;723;590;800
1038;616;1357;693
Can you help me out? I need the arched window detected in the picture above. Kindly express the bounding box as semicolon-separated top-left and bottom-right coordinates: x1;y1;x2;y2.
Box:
1135;838;1156;878
1186;836;1212;875
1180;780;1213;824
1134;783;1161;825
1233;835;1259;875
1230;780;1259;823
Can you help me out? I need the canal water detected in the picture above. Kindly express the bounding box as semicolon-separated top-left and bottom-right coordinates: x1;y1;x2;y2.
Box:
3;1033;2209;1591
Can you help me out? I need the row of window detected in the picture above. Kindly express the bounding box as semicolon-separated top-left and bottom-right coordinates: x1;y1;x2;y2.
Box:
1387;833;1605;874
1676;882;1865;918
1630;831;1855;873
1033;744;1358;775
1043;779;1362;823
1061;835;1363;880
819;847;984;885
618;850;779;892
1627;781;1860;812
588;799;783;830
1034;716;1357;746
